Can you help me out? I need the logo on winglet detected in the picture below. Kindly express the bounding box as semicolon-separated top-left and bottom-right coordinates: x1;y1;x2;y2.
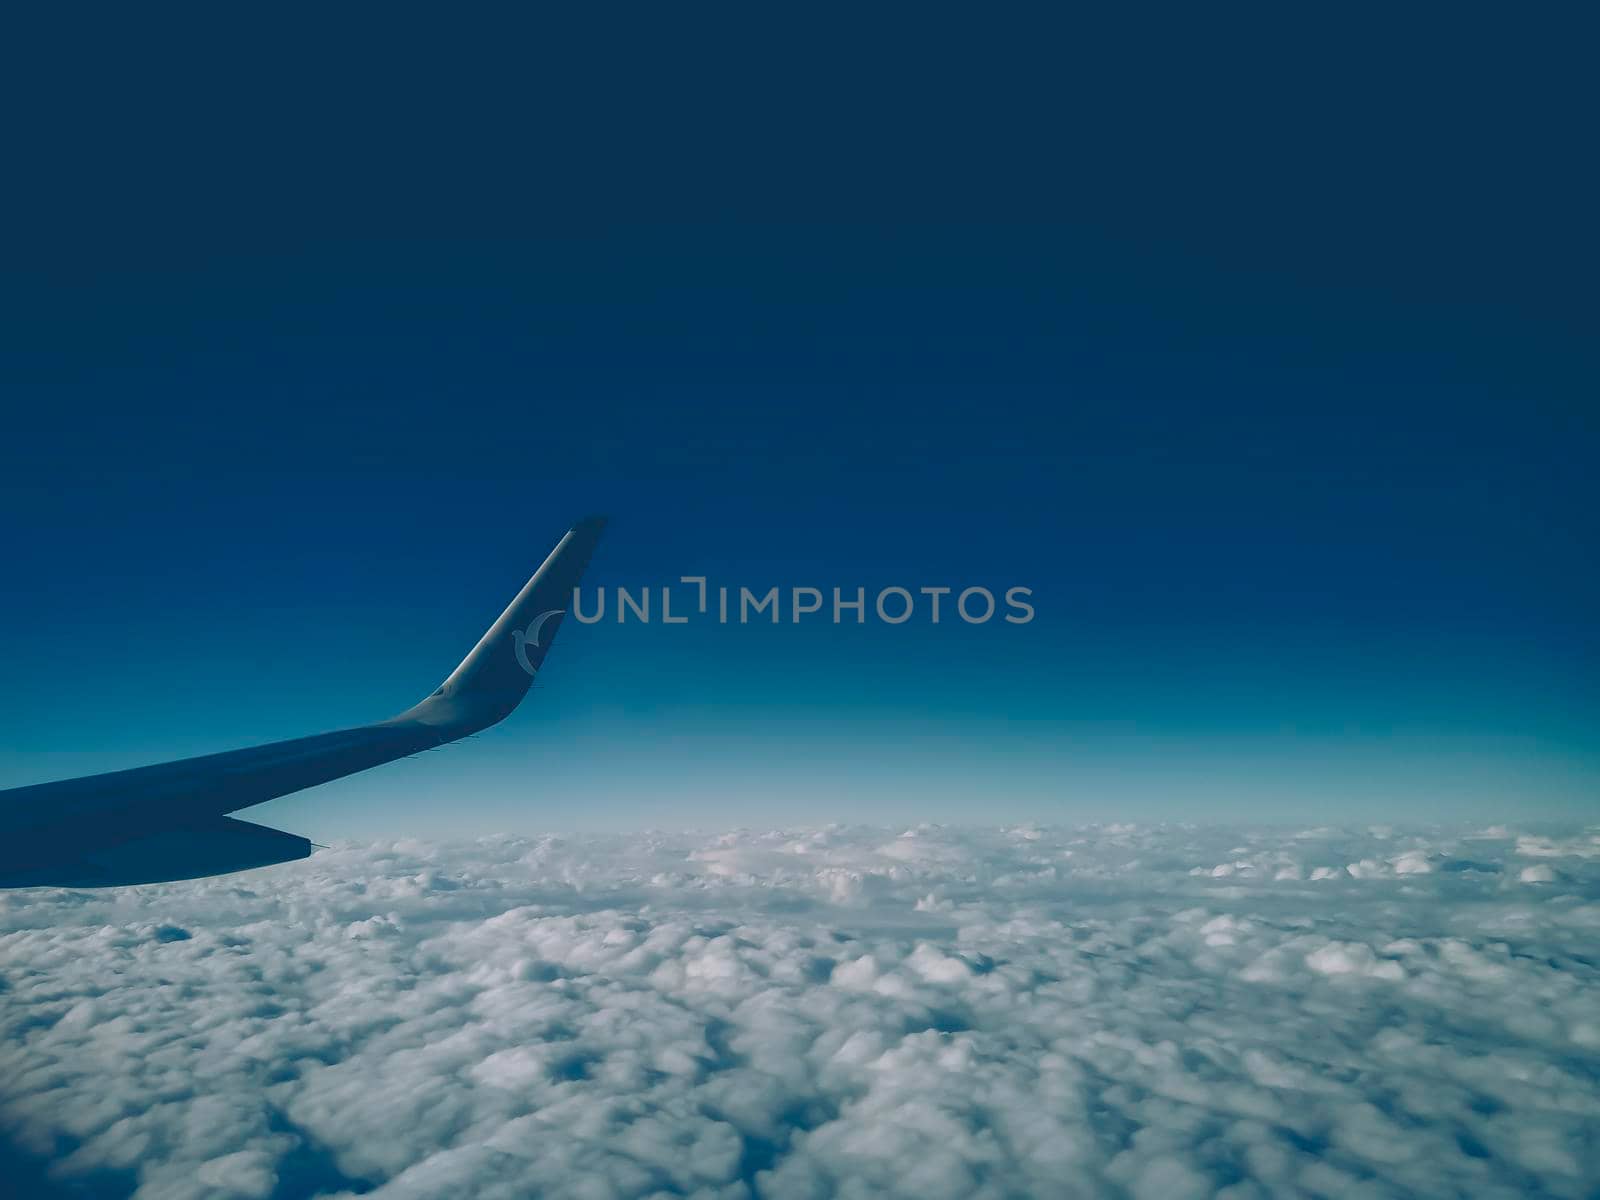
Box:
512;610;564;676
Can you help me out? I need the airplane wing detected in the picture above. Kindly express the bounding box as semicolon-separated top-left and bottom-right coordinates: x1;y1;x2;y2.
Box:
0;516;606;888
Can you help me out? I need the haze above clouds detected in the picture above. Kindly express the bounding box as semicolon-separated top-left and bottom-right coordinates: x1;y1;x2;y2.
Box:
3;824;1599;1199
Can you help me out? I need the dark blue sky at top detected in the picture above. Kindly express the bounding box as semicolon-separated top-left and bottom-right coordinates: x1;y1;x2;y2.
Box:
1;11;1595;834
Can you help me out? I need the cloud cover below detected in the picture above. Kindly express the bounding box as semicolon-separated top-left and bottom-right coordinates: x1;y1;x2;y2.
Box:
3;823;1599;1199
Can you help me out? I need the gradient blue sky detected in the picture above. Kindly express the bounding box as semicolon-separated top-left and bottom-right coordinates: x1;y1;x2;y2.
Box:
2;15;1595;837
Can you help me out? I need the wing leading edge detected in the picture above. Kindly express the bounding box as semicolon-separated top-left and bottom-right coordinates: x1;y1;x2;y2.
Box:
0;516;606;888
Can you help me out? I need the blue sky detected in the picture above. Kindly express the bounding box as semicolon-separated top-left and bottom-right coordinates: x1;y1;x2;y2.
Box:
2;231;1593;838
1;13;1595;838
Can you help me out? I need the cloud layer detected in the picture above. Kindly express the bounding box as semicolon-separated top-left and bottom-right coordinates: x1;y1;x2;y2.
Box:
3;823;1599;1199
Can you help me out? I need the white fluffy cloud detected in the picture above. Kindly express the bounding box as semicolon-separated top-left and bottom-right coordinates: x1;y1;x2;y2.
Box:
3;823;1599;1199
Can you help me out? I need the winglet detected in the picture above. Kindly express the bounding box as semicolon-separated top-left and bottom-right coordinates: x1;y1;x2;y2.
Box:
392;516;606;734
